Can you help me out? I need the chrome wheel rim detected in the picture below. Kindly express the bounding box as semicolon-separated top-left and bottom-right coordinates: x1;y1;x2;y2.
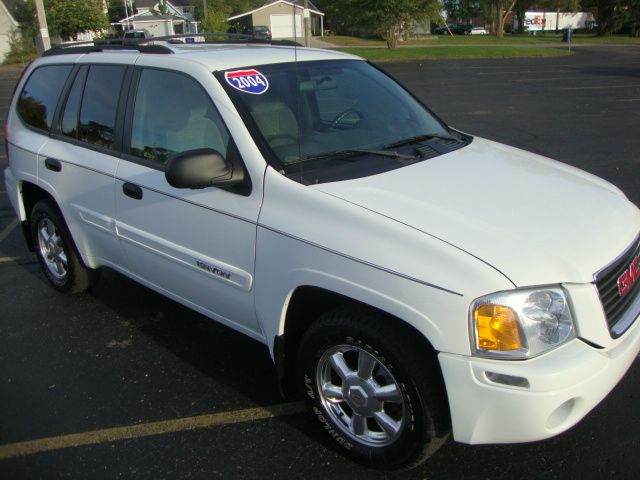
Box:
316;345;406;447
37;218;68;281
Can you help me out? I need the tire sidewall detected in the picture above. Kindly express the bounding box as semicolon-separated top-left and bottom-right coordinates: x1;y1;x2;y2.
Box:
30;201;77;292
298;322;433;468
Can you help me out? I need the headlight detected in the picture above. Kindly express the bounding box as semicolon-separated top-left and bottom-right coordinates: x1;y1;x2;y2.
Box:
470;287;576;359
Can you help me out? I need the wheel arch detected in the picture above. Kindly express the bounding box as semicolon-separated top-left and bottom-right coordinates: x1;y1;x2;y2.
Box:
18;180;57;251
275;286;451;436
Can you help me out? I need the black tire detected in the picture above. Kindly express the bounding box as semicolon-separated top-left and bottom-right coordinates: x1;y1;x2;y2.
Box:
30;199;99;293
297;305;449;469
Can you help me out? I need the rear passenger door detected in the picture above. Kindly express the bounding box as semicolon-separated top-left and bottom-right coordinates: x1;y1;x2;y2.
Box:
115;66;263;339
35;61;129;269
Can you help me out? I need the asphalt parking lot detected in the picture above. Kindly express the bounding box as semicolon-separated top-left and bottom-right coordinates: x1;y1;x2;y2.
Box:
1;45;639;479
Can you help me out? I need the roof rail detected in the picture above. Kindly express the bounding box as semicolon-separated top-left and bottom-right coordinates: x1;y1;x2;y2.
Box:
139;32;253;43
141;32;303;47
127;32;302;47
43;44;174;56
44;33;303;56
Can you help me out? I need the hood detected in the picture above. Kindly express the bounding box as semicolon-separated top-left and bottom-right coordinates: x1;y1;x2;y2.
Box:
313;137;640;286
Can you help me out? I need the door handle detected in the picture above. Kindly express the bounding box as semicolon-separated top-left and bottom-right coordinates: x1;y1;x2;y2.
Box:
44;158;62;172
122;182;143;200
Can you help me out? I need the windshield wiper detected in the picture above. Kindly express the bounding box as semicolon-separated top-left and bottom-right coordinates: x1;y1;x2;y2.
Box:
384;133;458;149
289;148;418;165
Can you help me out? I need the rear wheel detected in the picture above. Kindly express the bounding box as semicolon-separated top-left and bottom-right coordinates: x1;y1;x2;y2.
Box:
297;306;449;469
31;200;99;293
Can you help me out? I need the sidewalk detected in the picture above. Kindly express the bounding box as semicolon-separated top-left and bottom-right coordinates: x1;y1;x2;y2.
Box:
309;36;340;49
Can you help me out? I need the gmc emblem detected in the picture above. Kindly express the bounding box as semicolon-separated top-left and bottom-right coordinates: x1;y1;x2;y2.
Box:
617;255;640;296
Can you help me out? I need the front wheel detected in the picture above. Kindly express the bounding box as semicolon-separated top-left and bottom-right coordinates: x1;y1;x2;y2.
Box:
297;306;449;469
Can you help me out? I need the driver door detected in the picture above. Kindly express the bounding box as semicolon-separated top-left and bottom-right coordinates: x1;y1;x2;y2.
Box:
114;66;262;338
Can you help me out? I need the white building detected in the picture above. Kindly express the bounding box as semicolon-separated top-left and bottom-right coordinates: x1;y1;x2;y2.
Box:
0;0;20;62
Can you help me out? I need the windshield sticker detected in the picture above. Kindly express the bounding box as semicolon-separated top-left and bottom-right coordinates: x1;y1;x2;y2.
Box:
224;69;269;95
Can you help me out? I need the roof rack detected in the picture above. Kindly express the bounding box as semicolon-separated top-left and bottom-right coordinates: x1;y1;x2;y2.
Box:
144;32;302;47
43;44;174;56
44;33;302;56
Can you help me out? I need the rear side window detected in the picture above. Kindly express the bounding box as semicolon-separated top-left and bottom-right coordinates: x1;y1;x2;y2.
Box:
17;65;72;131
78;65;126;149
61;65;88;139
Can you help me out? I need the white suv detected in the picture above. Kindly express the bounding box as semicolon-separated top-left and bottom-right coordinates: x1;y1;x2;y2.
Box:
5;41;640;469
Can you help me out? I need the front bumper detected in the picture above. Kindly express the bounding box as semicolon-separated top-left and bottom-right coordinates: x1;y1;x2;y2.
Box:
439;311;640;444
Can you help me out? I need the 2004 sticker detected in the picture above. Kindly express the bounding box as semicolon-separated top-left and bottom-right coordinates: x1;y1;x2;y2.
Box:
225;69;269;94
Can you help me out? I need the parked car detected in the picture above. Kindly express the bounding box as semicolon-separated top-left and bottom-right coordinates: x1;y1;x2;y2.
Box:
245;25;272;41
5;40;640;469
433;25;448;35
469;26;488;35
122;29;153;45
433;23;471;35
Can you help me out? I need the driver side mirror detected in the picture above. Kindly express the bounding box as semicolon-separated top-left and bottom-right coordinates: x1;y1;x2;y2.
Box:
165;148;245;189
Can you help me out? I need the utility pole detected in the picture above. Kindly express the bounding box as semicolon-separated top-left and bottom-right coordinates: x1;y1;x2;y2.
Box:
203;0;208;20
34;0;51;53
123;0;130;31
303;0;310;47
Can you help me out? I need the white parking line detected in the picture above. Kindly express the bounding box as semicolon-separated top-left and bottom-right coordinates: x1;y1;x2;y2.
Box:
559;84;640;91
0;402;306;460
0;256;29;264
0;218;18;242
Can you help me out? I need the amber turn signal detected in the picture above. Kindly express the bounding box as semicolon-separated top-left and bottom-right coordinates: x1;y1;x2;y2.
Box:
474;304;523;351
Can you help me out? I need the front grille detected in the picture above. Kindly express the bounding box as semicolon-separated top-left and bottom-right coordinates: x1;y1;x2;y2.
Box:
595;235;640;338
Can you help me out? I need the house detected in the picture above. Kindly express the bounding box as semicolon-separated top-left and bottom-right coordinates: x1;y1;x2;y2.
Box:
227;0;325;40
134;0;196;22
119;0;198;35
0;0;20;62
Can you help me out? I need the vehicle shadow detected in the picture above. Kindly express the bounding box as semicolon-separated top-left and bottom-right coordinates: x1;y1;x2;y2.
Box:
89;267;284;407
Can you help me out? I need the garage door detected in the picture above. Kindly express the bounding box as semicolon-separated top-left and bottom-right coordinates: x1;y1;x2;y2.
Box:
270;14;303;39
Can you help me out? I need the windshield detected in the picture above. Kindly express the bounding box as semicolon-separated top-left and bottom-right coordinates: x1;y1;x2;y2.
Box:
218;60;467;182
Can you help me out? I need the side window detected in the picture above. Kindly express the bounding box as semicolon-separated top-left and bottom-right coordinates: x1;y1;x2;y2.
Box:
129;69;230;166
77;65;126;149
61;65;88;139
17;65;72;131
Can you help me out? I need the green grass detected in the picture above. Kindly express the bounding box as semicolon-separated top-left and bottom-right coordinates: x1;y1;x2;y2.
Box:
326;33;640;48
341;46;574;61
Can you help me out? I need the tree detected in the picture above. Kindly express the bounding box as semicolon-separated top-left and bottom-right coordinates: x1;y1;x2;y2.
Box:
195;0;260;33
107;1;124;25
44;0;109;40
316;0;440;46
592;0;627;35
514;0;536;33
493;0;517;37
314;0;361;36
4;29;38;65
535;0;581;9
443;0;482;23
107;0;133;24
360;0;441;48
630;0;640;36
152;0;169;15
